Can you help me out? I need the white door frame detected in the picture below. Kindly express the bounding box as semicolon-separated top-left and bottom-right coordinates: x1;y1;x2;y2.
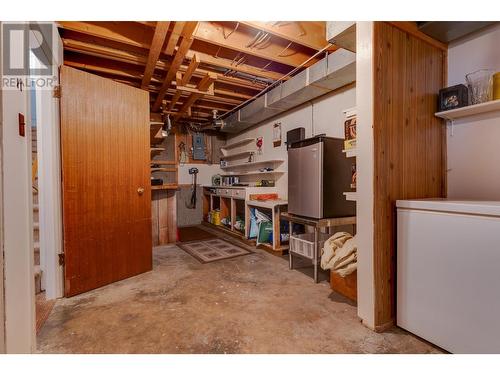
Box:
0;55;5;354
33;23;64;299
1;21;36;353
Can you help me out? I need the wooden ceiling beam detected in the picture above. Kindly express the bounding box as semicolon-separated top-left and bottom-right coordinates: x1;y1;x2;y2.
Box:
141;21;170;89
63;38;265;91
240;21;329;50
64;58;160;83
175;72;217;119
152;22;199;112
193;21;316;68
164;21;185;55
185;50;286;82
181;53;200;86
162;91;242;106
168;72;183;111
64;53;256;103
58;21;153;49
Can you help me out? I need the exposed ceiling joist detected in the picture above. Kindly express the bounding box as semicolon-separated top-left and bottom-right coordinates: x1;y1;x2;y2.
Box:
175;72;217;120
181;53;200;85
193;21;317;68
164;21;185;55
152;22;199;112
141;21;170;89
58;21;330;125
184;50;285;82
241;21;328;50
62;38;265;91
58;21;152;49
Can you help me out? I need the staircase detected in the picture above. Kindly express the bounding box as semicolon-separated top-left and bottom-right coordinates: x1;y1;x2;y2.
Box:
32;126;43;295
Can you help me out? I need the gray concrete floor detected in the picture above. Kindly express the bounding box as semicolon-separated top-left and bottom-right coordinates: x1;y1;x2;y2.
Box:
37;229;441;354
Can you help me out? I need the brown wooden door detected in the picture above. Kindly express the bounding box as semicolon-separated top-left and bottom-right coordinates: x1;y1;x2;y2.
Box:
60;66;152;297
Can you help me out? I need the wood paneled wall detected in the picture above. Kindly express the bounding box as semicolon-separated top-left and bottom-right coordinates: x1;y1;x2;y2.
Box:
152;190;177;245
372;22;446;329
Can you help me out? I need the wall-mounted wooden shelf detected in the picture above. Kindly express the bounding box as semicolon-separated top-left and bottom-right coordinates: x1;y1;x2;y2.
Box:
151;160;176;165
150;147;165;156
221;159;284;170
221;137;254;153
435;99;500;121
151;184;178;191
151;167;177;173
220;170;285;177
221;151;254;160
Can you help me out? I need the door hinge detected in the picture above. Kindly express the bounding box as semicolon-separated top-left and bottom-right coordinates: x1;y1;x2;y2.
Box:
53;85;61;98
58;253;65;266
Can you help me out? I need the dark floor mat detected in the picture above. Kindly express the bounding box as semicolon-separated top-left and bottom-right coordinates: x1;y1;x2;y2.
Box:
178;226;216;242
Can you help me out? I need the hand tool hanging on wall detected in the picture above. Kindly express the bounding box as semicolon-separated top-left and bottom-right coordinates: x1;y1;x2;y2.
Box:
186;167;199;209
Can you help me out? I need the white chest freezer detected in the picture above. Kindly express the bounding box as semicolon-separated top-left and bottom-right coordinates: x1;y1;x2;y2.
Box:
396;199;500;353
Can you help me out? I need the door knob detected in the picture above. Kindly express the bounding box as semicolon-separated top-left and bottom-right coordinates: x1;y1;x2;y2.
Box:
137;187;145;195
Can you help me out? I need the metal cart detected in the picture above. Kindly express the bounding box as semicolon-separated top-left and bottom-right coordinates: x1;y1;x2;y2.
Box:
280;212;356;283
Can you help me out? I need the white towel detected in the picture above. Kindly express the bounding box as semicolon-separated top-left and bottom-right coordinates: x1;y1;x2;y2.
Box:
320;232;357;277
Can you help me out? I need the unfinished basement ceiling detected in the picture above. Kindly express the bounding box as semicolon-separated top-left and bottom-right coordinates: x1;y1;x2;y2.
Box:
57;21;336;125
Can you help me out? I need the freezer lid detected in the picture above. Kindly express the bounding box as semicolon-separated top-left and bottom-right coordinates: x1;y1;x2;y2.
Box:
396;198;500;217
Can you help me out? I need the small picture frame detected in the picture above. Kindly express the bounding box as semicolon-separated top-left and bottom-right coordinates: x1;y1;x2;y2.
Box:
438;84;469;112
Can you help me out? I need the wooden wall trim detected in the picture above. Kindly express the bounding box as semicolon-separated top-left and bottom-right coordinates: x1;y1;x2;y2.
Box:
372;22;447;329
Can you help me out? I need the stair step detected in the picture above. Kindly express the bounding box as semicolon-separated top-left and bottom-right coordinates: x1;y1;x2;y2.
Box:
34;241;40;250
34;222;39;230
33;204;39;211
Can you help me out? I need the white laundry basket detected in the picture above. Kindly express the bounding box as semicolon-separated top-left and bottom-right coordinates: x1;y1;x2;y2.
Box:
289;232;331;260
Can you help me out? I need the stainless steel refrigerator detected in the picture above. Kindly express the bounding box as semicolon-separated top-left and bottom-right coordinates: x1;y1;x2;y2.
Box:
288;135;355;219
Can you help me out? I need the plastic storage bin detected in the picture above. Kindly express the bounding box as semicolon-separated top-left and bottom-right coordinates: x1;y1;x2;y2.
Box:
289;232;331;260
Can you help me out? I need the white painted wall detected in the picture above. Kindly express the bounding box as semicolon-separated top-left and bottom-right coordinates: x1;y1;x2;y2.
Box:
0;55;4;354
178;163;222;185
446;23;500;200
1;22;36;353
355;21;375;330
226;84;356;199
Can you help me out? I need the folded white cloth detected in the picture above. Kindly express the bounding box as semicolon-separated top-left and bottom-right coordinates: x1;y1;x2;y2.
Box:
320;231;357;277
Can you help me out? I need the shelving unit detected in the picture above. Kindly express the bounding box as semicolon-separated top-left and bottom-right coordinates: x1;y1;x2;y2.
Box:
151;160;176;165
151;184;178;191
221;159;284;170
220;137;254;154
150;147;165;156
435;99;500;121
150;122;166;145
151;167;177;173
220;170;285;177
220;150;254;160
